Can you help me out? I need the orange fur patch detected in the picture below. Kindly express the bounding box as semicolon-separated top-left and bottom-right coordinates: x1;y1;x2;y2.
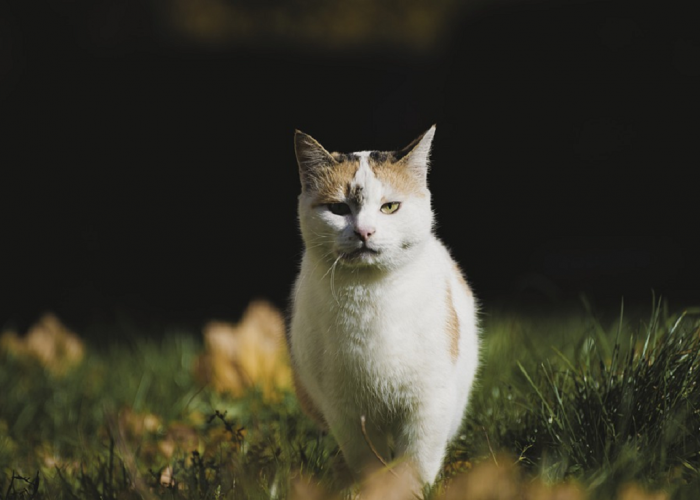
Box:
308;159;359;205
370;156;427;198
446;282;460;361
305;155;427;203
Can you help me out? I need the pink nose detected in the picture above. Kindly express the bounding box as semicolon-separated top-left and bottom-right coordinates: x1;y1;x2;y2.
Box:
354;227;375;243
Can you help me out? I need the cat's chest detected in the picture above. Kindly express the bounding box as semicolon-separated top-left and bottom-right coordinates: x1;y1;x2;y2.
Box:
316;282;438;414
331;279;415;329
324;279;439;367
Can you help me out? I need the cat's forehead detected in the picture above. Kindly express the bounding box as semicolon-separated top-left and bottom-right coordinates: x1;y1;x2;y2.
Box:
312;150;424;202
330;151;399;164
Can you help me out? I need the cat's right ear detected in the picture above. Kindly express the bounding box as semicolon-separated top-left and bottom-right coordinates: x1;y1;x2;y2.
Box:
294;130;336;190
395;125;436;183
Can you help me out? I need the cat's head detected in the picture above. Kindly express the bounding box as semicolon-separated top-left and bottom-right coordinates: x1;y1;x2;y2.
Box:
294;126;436;270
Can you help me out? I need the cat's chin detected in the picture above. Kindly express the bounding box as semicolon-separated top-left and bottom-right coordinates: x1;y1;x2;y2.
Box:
337;247;381;267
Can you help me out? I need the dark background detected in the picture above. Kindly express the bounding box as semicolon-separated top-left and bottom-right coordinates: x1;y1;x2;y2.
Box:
2;0;698;337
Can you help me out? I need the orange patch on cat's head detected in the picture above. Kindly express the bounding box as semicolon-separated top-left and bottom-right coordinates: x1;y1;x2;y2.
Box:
308;157;359;204
367;125;436;198
368;152;428;198
295;130;360;203
295;126;436;202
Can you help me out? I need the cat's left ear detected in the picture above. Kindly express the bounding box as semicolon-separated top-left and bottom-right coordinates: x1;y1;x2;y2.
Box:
396;125;436;180
294;130;337;190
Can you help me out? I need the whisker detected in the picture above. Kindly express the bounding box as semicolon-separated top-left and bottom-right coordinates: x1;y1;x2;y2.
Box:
320;253;340;281
329;255;342;305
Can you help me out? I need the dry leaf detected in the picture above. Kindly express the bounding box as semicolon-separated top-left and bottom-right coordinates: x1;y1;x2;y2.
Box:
194;299;291;398
158;422;201;459
0;313;84;376
525;480;584;500
288;472;338;500
618;484;669;500
441;457;519;500
118;407;163;441
360;462;423;500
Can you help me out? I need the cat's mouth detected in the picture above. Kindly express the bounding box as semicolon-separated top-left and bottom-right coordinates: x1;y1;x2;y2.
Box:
339;246;380;262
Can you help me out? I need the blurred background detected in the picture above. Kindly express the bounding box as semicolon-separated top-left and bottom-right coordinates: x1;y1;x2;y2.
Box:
2;0;698;337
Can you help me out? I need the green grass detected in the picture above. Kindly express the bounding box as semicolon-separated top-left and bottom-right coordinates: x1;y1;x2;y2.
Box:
1;298;699;499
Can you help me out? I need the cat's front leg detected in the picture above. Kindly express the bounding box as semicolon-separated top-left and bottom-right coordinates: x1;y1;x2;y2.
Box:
395;401;453;487
331;412;425;497
327;411;391;480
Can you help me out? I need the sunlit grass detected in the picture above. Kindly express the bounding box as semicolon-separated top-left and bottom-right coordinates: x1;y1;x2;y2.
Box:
1;298;699;499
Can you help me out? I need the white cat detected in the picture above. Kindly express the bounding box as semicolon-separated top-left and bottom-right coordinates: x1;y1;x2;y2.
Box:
288;126;480;490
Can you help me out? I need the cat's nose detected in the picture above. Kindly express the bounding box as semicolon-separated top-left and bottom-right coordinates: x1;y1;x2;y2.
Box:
354;227;375;243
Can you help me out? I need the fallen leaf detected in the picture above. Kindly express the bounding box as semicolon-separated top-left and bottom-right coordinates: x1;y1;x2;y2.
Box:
0;313;84;376
194;299;291;398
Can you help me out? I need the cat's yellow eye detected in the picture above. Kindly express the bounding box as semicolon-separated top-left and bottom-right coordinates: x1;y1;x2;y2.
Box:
380;202;401;214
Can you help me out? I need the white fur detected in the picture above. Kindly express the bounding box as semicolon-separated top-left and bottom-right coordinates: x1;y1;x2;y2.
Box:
290;128;480;487
405;126;435;179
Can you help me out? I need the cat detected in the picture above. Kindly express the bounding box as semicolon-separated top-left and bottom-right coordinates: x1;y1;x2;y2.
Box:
287;125;480;491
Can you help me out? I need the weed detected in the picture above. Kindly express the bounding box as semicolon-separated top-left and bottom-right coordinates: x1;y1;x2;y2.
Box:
1;299;699;498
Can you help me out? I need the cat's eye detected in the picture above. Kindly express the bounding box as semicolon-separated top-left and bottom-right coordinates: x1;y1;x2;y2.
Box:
327;203;351;216
380;202;401;214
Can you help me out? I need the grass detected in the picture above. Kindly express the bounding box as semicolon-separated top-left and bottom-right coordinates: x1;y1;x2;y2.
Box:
1;297;699;499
